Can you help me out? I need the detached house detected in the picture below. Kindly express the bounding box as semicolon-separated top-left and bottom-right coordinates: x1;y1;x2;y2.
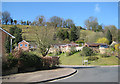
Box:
18;40;29;51
49;42;82;53
0;27;15;61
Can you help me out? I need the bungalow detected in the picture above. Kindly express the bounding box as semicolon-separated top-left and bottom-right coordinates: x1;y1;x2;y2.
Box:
18;40;29;51
0;27;15;61
84;43;108;48
84;43;108;54
49;42;81;53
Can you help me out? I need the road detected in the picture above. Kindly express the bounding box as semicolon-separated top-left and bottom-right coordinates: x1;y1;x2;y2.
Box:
53;66;119;82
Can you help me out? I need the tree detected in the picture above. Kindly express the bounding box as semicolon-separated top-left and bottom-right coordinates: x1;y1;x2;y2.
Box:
63;21;67;28
14;20;17;25
97;25;103;32
21;20;23;25
10;19;13;25
36;15;46;26
5;36;10;53
104;25;118;41
27;20;29;25
14;27;22;44
64;30;69;39
23;21;26;25
69;25;79;42
57;29;69;40
34;26;55;57
2;11;11;25
106;29;112;44
81;47;94;56
66;19;74;28
84;16;98;31
9;26;22;47
49;16;63;28
96;37;109;44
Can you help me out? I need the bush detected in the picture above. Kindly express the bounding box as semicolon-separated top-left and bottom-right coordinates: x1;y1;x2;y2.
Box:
53;50;61;56
75;40;84;44
101;53;110;58
96;37;109;45
81;47;94;56
19;51;43;69
66;52;72;56
87;56;99;61
42;56;60;69
114;44;120;51
2;53;18;70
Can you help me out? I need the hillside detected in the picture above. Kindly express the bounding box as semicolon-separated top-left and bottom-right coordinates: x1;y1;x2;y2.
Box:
2;25;104;43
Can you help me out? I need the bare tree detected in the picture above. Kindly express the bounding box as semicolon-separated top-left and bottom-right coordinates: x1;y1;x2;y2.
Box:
2;11;11;25
49;16;63;28
33;26;55;57
84;16;98;31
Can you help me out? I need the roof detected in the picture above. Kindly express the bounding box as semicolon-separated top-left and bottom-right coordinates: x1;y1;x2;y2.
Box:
18;40;29;44
85;43;107;47
0;27;15;38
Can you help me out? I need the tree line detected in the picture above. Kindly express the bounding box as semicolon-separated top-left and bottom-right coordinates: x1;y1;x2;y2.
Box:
2;11;119;43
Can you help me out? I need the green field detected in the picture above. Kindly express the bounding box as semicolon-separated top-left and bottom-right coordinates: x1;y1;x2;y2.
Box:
58;52;119;65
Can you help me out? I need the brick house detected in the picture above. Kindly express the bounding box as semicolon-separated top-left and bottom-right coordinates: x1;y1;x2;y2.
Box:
0;27;15;61
18;40;29;51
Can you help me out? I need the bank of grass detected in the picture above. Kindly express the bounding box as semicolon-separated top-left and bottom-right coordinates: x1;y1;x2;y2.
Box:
2;25;69;42
58;52;119;65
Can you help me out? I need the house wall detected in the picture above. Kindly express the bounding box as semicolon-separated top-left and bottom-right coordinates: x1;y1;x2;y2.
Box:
18;42;29;51
0;30;7;62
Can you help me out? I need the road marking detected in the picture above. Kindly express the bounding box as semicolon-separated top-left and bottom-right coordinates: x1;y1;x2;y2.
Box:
48;70;78;82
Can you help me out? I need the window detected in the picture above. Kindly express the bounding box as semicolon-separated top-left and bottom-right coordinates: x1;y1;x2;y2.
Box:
20;44;23;47
25;44;27;47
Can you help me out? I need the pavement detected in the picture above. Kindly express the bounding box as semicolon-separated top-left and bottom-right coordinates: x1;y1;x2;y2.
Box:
2;67;77;83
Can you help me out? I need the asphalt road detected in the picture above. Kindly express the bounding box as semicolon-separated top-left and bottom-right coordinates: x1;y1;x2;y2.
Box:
54;66;119;82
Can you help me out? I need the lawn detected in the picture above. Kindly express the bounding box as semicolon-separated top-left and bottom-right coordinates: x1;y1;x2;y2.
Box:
58;52;119;65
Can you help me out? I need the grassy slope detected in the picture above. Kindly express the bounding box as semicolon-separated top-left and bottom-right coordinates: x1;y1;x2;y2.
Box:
2;25;69;42
58;52;119;65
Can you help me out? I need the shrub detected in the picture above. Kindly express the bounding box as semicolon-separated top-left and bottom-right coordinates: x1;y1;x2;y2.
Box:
114;44;120;51
101;53;110;58
19;51;43;69
87;56;99;61
42;56;60;69
81;47;94;56
2;53;18;70
96;37;109;45
53;50;61;56
75;40;84;44
66;52;72;56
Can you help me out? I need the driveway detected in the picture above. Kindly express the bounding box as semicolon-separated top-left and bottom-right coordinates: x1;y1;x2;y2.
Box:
53;66;119;82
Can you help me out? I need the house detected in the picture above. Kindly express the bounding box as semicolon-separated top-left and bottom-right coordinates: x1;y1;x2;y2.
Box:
0;27;15;61
110;41;118;46
18;40;29;51
84;43;108;48
49;42;81;53
84;43;108;54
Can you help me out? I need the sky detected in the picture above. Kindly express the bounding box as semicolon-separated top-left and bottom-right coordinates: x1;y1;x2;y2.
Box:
2;2;118;28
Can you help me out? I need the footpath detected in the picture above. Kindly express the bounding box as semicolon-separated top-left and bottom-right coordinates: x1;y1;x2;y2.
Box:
2;68;76;83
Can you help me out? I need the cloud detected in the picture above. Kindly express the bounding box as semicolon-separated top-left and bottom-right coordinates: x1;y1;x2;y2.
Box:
95;4;100;13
